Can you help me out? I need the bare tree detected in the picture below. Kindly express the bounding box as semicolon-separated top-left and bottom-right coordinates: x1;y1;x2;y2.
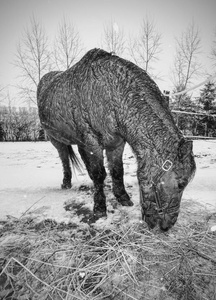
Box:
14;15;51;106
53;18;83;70
171;21;202;128
128;17;162;78
211;27;216;67
0;85;6;104
171;20;201;91
0;85;5;95
101;19;125;56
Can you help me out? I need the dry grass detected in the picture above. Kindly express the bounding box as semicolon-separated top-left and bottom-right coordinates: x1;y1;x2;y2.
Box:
0;211;216;300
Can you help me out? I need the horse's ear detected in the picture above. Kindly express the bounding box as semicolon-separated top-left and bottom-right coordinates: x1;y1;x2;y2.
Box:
178;140;193;159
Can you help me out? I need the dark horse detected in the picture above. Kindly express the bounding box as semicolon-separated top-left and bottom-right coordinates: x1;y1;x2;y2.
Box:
37;48;196;231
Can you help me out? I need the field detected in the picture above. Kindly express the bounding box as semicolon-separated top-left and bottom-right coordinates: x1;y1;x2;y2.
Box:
0;140;216;299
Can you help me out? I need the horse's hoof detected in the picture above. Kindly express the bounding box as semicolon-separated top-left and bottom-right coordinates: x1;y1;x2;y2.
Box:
117;194;134;206
61;183;72;189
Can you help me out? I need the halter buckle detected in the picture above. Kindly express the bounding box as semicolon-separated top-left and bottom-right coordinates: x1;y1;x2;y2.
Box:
156;207;164;215
162;160;173;172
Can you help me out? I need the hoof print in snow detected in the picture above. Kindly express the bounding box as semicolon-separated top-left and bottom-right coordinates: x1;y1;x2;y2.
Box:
64;204;73;211
64;202;94;224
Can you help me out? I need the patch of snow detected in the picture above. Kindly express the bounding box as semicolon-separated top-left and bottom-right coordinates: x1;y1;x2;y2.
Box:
210;225;216;232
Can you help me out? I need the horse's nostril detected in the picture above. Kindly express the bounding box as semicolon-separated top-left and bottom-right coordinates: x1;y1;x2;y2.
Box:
160;224;170;232
159;220;171;231
158;212;179;231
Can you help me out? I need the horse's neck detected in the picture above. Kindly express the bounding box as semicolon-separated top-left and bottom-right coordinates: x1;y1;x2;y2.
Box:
125;116;180;179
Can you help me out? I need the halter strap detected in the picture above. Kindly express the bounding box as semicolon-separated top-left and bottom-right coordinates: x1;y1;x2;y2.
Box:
141;137;185;216
151;158;180;215
152;159;173;185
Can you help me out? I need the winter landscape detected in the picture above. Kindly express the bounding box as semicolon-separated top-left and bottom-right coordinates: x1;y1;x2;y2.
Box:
0;139;216;299
0;0;216;298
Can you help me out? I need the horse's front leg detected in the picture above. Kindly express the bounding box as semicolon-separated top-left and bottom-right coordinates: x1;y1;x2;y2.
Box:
106;143;133;206
78;145;107;220
49;136;72;189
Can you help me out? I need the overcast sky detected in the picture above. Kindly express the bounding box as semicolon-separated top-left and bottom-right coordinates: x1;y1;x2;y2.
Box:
0;0;215;103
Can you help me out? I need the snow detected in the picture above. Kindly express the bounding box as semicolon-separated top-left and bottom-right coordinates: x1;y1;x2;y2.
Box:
184;140;216;208
0;140;215;228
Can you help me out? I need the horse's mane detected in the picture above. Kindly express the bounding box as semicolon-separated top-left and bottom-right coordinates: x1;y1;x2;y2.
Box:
72;48;166;107
74;48;112;67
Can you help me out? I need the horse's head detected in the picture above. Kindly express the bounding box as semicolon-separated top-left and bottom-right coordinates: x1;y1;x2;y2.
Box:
139;139;196;231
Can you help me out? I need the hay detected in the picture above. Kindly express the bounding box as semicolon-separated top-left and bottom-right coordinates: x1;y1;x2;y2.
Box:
0;214;216;300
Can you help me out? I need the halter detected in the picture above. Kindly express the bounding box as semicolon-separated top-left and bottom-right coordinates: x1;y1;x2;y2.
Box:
148;137;192;216
140;158;180;217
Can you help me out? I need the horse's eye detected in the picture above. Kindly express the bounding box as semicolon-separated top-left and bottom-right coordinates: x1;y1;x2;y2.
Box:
178;180;188;191
178;183;184;190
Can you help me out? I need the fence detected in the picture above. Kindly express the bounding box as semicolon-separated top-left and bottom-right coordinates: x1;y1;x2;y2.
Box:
171;109;216;138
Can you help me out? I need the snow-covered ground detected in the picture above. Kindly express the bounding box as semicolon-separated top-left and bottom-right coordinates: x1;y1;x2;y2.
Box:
0;140;215;228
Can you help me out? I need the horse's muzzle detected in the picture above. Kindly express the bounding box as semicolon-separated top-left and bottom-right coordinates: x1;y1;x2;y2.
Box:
142;211;179;231
158;211;179;231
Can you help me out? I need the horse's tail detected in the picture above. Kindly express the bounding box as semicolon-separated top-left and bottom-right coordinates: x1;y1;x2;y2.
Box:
67;145;83;173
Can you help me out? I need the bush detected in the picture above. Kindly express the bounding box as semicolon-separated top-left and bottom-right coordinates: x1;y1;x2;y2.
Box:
0;106;43;141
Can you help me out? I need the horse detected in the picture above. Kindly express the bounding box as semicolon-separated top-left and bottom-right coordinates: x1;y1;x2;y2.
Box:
37;48;196;231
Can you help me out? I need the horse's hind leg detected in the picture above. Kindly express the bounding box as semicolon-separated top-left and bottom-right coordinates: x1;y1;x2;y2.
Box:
78;145;107;219
106;143;133;206
49;136;72;189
